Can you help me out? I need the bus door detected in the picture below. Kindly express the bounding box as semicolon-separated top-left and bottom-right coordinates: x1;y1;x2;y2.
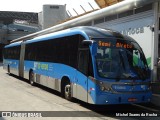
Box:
76;48;89;102
19;42;25;77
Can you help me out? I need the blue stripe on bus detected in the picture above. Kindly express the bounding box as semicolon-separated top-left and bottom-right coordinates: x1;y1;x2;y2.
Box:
3;59;19;68
24;60;97;102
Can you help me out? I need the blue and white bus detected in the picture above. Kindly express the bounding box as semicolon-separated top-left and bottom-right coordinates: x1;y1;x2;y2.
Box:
3;26;152;104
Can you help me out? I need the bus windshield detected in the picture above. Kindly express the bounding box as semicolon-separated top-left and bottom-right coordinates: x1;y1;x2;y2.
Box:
95;38;149;80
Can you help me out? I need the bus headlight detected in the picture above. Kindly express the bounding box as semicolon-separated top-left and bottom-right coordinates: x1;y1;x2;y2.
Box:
101;86;105;91
141;84;151;91
99;81;112;92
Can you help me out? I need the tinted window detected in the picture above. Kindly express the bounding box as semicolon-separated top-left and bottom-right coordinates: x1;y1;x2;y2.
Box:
3;46;20;60
25;35;86;68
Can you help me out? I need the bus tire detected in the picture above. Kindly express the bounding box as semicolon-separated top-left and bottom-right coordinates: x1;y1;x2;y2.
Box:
29;71;35;86
8;65;10;75
61;77;72;101
64;83;72;101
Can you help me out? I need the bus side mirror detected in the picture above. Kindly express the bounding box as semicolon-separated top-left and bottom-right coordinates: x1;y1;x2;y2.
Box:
82;40;97;55
82;40;95;46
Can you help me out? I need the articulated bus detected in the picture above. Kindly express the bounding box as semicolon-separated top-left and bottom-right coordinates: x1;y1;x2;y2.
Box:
3;26;152;104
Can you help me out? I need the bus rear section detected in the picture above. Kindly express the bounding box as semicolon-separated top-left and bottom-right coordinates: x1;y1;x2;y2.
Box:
3;42;21;76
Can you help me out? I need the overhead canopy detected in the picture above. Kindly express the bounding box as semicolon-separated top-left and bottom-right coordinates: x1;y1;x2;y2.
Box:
95;0;123;8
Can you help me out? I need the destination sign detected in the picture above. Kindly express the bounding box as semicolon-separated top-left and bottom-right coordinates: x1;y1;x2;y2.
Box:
98;40;133;49
98;41;111;47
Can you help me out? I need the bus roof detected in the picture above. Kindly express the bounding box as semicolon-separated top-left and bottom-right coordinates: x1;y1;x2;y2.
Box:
25;26;126;44
6;26;136;47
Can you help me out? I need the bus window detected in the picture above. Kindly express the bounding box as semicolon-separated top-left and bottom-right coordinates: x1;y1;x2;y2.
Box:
78;50;89;75
95;39;149;79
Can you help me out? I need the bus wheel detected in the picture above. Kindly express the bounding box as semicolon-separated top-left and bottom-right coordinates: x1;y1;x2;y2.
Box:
29;71;35;86
8;65;10;75
64;84;72;101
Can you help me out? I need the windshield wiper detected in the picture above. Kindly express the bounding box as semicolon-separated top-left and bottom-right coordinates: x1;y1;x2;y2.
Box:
133;66;147;80
119;49;147;80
